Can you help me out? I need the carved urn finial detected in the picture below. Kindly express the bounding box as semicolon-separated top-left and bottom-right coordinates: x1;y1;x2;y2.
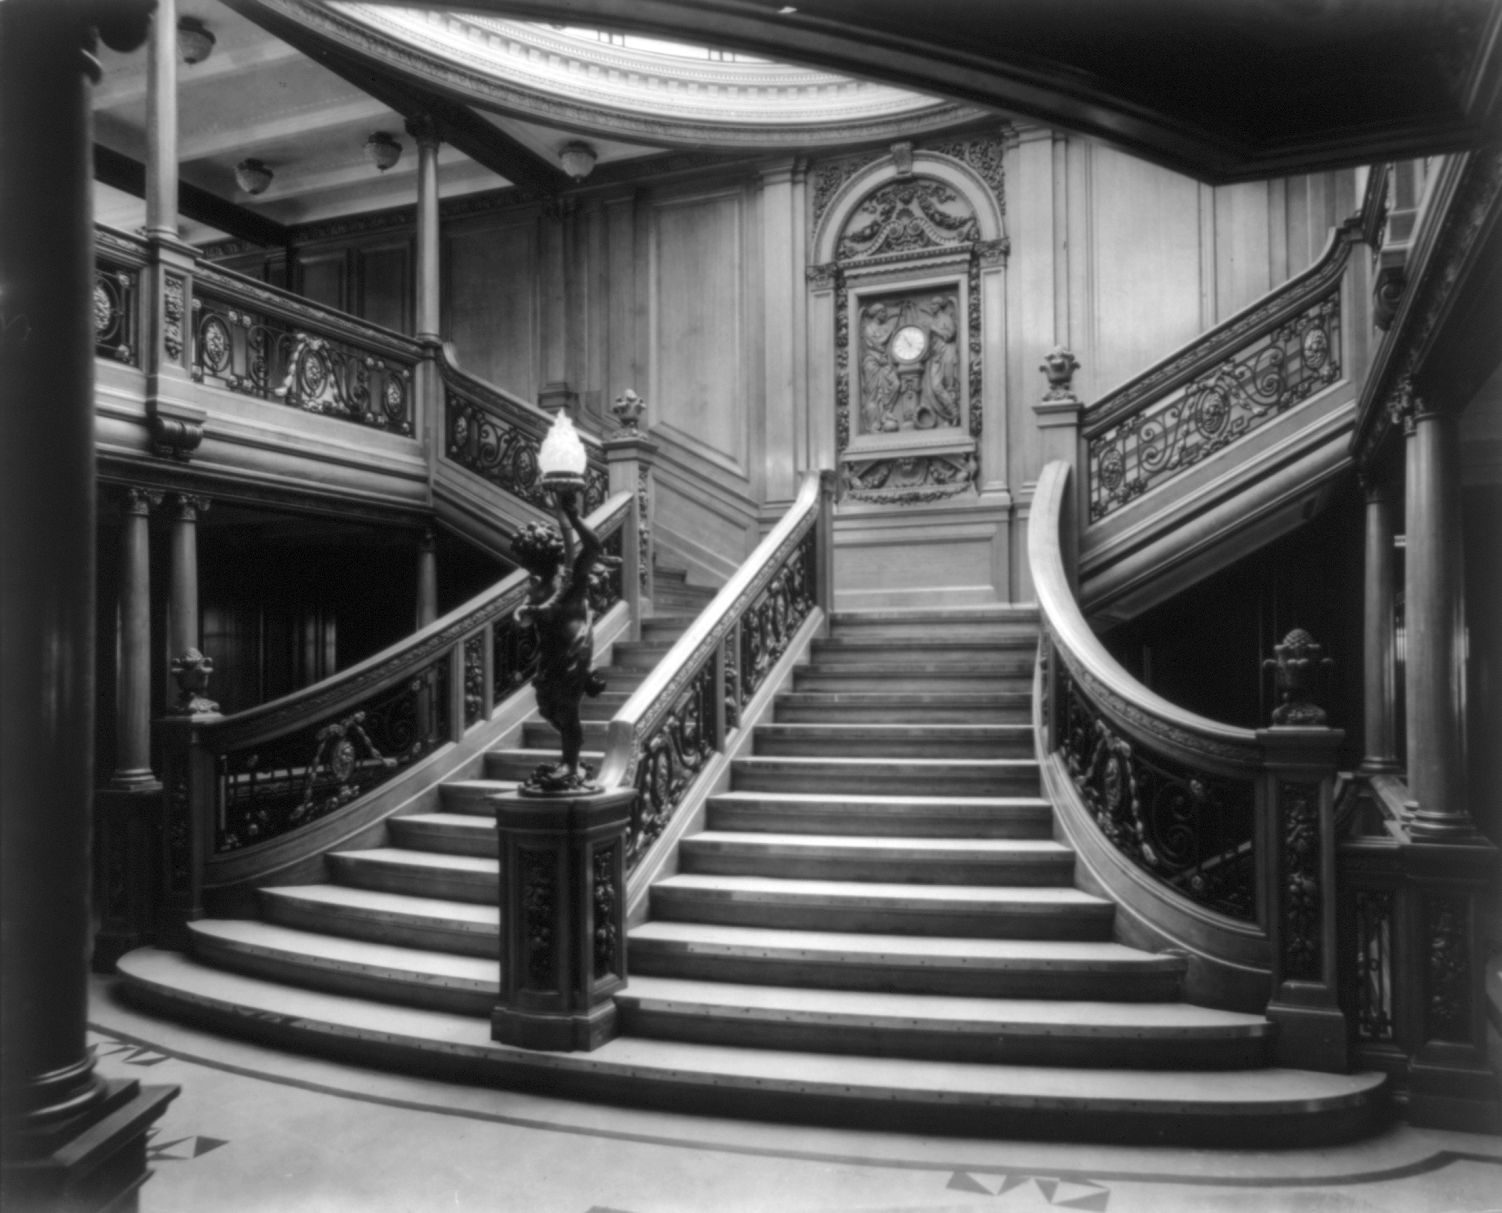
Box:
609;389;646;433
1264;628;1333;727
168;648;220;716
1040;346;1081;402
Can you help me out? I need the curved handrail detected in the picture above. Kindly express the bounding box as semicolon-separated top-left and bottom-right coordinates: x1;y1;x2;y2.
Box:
597;468;835;868
1031;460;1259;773
170;492;633;857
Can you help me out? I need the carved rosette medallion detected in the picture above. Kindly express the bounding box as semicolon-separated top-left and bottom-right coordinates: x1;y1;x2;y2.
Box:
1279;782;1322;981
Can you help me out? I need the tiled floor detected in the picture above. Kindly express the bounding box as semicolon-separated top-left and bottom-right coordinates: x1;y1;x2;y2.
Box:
90;977;1502;1213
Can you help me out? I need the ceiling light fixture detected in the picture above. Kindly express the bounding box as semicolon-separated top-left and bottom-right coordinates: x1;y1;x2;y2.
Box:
559;141;597;182
234;158;273;196
364;131;403;172
177;17;215;65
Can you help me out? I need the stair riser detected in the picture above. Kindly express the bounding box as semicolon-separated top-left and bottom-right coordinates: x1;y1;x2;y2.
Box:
679;848;1075;887
485;753;606;783
191;934;496;1016
809;648;1035;670
752;736;1032;759
732;765;1039;797
524;721;612;749
440;785;512;817
627;945;1177;999
647;893;1113;939
705;802;1055;838
258;897;499;959
388;820;497;858
328;855;497;905
581;697;633;721
774;702;1032;725
609;646;677;670
615;1004;1269;1070
827;623;1039;643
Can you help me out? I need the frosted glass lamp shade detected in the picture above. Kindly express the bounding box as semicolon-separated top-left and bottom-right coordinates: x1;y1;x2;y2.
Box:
538;412;589;490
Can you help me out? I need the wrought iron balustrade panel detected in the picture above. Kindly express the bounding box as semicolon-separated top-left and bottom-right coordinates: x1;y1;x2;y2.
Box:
447;393;609;514
215;658;449;852
491;608;541;711
1345;885;1397;1043
1086;293;1341;521
587;526;625;618
191;298;414;434
1056;661;1257;920
463;634;486;728
629;658;718;868
93;262;139;365
738;527;818;706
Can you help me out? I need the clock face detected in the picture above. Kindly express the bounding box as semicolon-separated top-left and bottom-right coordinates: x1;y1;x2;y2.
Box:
890;324;926;362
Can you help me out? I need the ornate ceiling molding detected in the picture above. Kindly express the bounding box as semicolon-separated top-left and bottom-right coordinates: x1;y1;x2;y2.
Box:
251;0;988;148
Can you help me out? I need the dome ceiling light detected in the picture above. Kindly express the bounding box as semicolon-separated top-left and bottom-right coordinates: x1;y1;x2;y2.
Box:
176;16;215;65
365;131;403;172
234;158;273;196
559;142;597;182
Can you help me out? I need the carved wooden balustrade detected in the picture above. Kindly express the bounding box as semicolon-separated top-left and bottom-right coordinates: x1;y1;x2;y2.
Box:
1336;774;1499;1128
155;492;633;943
1031;461;1350;1070
1080;225;1359;522
596;469;837;878
440;352;610;515
189;262;421;435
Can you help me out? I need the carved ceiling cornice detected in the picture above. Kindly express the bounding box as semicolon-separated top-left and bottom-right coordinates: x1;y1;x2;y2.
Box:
240;0;986;149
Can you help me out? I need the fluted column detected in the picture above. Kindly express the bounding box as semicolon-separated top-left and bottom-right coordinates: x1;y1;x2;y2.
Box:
168;494;207;661
408;114;442;344
1359;475;1401;774
1;2;175;1204
1394;385;1472;838
417;528;438;628
112;487;162;789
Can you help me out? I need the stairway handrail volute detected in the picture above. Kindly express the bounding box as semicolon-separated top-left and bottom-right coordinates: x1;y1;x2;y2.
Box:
1031;460;1260;773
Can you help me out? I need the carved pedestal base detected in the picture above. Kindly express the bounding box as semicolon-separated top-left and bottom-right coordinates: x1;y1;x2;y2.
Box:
1267;981;1350;1072
491;788;634;1053
92;785;164;973
1;1080;178;1213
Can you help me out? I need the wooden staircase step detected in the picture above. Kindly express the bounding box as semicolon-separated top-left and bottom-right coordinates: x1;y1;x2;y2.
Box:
615;976;1272;1068
679;832;1074;885
774;690;1032;724
641;615;698;638
626;922;1181;998
609;641;680;669
439;779;519;816
809;639;1037;666
731;755;1040;796
116;949;1387;1147
185;919;497;1015
827;607;1040;641
388;812;496;857
752;723;1033;759
328;847;498;904
648;874;1114;938
793;666;1029;693
580;692;634;720
705;791;1055;838
523;719;612;749
484;748;605;782
257;885;499;957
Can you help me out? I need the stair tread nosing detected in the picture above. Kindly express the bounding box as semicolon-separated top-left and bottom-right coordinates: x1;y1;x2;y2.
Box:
259;884;499;928
618;976;1270;1035
683;832;1070;856
653;873;1109;907
628;922;1139;965
118;950;1385;1117
190;919;497;985
332;847;498;875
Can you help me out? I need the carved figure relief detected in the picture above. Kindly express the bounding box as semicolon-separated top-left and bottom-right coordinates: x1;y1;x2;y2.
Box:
856;292;962;435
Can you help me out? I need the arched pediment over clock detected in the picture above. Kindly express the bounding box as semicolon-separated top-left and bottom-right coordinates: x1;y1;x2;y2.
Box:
809;141;1009;508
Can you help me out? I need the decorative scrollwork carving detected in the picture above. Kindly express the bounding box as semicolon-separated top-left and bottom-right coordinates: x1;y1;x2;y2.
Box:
520;848;556;990
738;530;817;706
448;395;548;508
1058;664;1256;920
841;451;977;504
838;178;979;261
1424;895;1471;1043
592;843;619;979
163;274;185;361
463;634;485;727
1280;781;1322;980
1087;292;1342;521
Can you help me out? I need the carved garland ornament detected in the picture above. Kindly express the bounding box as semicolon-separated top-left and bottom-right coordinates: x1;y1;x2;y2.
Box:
520;847;556;990
1279;781;1322;980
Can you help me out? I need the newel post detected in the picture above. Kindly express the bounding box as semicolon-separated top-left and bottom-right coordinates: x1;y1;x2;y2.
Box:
816;468;838;616
1034;348;1083;589
604;389;657;635
155;650;222;949
1257;629;1347;1071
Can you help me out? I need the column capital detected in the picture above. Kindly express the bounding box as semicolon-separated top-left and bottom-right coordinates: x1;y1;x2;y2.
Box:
169;492;211;521
117;485;164;516
404;112;441;149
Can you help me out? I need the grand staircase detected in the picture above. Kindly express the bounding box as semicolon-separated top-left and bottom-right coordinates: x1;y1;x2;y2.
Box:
117;605;1386;1146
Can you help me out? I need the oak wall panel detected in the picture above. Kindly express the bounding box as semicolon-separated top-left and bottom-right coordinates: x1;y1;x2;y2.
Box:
446;220;537;398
